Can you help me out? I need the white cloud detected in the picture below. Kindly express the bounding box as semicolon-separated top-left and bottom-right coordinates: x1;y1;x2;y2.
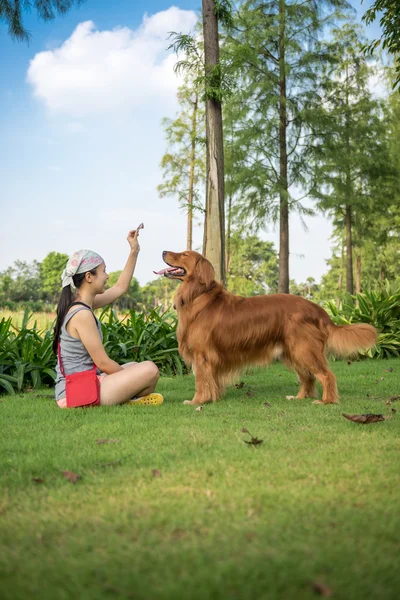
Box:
27;7;197;116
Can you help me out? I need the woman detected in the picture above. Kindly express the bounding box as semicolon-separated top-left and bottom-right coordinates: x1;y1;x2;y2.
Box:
53;227;163;408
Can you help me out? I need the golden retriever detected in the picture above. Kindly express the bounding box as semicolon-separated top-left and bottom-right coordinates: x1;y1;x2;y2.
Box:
156;250;377;406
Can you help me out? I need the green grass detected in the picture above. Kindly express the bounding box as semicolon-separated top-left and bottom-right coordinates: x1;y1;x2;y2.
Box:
1;359;400;600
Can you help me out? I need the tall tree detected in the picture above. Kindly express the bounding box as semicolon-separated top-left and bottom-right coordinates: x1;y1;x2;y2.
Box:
41;251;69;303
223;0;350;293
226;233;278;295
311;25;392;294
0;1;84;40
158;78;206;250
0;260;42;303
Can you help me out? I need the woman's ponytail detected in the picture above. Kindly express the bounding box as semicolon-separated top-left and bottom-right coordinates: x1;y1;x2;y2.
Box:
52;285;73;354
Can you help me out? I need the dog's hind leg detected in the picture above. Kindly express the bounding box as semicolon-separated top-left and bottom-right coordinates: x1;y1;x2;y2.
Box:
286;369;317;400
285;337;338;404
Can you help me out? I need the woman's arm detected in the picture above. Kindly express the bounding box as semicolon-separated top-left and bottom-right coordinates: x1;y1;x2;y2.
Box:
72;310;123;374
93;229;140;310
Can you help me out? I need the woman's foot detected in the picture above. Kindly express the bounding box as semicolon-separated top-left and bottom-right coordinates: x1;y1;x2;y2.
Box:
127;393;164;406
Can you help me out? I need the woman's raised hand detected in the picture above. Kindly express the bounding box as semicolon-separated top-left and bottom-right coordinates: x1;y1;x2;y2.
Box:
127;223;143;253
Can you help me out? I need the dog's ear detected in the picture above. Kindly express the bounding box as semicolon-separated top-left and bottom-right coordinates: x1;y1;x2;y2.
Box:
195;256;215;289
180;256;216;305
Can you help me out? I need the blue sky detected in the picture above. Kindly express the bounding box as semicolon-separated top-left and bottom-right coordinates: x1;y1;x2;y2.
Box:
0;1;383;286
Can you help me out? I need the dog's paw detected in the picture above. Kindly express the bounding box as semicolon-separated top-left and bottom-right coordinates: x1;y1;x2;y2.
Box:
183;400;196;405
286;395;297;400
312;399;338;405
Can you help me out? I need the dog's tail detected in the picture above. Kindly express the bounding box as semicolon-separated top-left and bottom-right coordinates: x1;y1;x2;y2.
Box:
326;322;377;357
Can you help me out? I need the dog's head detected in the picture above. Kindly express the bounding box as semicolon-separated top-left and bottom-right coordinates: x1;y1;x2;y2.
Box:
154;251;217;305
156;251;214;283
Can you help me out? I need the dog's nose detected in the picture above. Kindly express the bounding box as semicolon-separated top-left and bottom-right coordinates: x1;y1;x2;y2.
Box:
162;251;167;257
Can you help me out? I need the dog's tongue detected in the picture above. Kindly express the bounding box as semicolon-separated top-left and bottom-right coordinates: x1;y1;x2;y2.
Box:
153;267;175;275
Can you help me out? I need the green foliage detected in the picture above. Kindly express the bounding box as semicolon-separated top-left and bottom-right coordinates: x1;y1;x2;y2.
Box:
139;278;178;312
325;281;400;358
0;260;42;303
214;0;234;28
99;307;187;377
41;251;69;302
227;233;278;295
222;0;351;232
0;309;56;395
362;0;400;88
106;272;142;311
0;0;85;40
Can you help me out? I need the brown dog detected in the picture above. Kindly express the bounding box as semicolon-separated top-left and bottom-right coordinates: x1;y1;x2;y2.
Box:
156;250;377;406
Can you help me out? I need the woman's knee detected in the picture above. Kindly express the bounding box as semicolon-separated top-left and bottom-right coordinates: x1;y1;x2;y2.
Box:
143;361;159;381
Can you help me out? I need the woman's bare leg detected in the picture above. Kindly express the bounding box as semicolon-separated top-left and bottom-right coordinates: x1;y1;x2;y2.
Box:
99;361;160;406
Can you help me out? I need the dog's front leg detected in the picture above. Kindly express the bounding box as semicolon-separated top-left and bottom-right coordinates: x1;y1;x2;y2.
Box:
183;354;216;405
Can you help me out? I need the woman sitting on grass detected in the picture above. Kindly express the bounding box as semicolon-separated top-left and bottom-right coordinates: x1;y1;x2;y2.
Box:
52;227;163;408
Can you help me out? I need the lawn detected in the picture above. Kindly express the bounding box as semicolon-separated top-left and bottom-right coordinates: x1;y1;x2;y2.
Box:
1;359;399;600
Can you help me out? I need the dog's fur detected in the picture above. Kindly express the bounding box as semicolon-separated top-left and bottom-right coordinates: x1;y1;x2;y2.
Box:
162;250;377;405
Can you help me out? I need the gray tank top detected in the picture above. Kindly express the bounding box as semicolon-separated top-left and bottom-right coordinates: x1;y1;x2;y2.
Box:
55;306;103;400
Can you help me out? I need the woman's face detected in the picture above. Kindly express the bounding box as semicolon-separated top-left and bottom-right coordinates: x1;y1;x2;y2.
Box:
93;262;109;293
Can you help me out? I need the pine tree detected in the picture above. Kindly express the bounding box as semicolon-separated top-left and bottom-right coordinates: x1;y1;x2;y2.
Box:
311;24;394;294
223;0;351;292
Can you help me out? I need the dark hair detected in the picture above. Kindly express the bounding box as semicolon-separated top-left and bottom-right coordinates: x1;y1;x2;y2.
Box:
52;267;98;354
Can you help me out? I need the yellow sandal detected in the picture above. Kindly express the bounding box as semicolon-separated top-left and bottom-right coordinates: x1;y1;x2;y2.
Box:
127;393;164;406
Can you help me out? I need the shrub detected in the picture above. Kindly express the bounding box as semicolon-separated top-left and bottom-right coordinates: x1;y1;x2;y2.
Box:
0;309;56;394
99;307;187;376
324;281;400;359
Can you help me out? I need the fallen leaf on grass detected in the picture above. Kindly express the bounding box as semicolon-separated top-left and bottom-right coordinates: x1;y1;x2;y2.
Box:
342;413;391;424
387;396;400;403
245;391;254;397
63;471;81;484
32;477;44;484
152;469;162;477
263;402;272;407
384;367;394;373
244;437;263;446
312;581;333;597
96;439;120;445
234;382;245;389
242;428;263;446
195;406;203;412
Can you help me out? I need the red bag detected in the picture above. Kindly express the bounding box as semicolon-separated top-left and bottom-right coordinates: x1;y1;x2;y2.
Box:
58;344;100;408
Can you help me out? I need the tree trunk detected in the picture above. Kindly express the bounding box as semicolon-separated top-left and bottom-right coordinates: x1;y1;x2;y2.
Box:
345;204;354;294
187;93;198;250
278;0;289;293
202;0;226;285
226;191;232;274
355;251;361;295
337;240;344;307
345;63;354;295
